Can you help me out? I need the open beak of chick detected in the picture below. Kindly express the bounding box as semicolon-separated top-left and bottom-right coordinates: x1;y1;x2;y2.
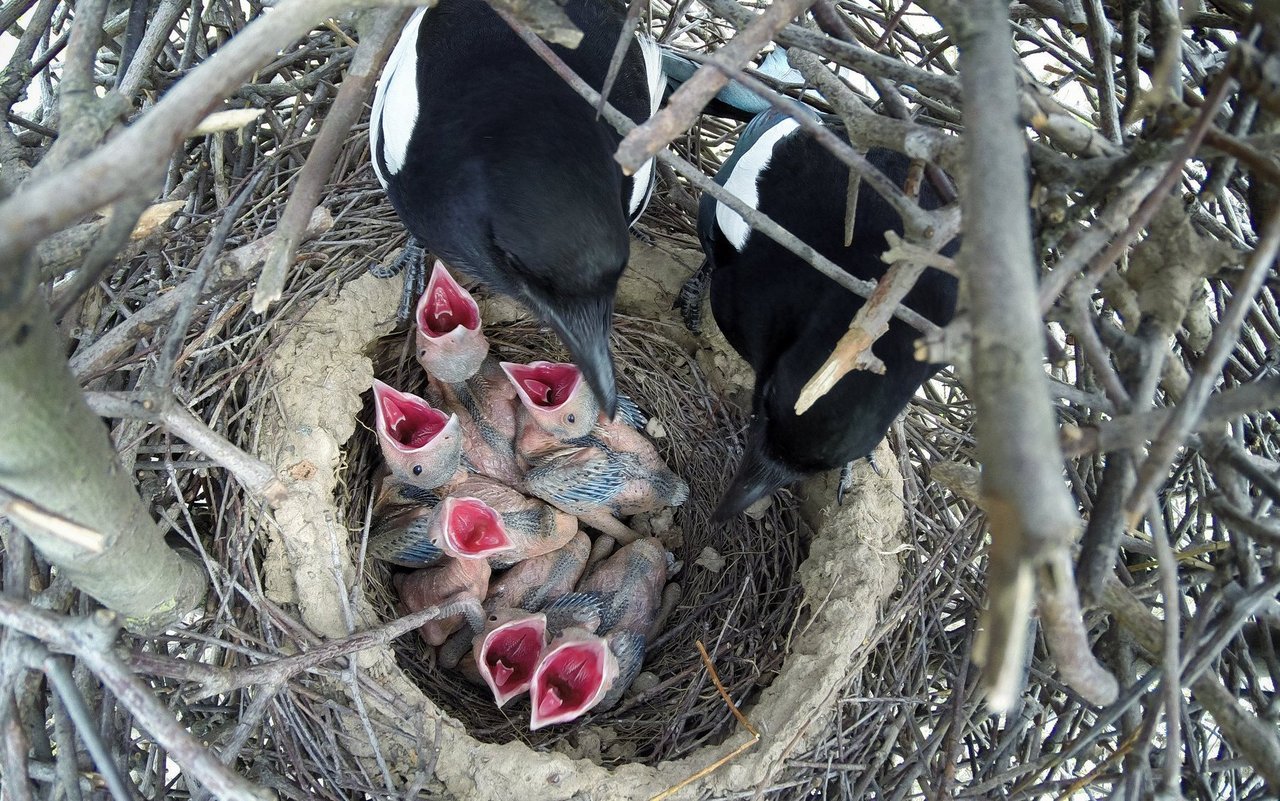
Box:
528;627;619;730
474;610;548;707
372;379;463;488
501;360;598;440
415;261;489;382
438;496;515;560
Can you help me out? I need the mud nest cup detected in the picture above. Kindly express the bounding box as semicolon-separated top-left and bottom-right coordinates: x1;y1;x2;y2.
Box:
254;244;906;799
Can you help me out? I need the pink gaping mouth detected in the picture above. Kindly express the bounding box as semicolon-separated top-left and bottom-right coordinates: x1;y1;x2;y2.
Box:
502;361;582;411
529;636;610;730
373;380;451;450
479;616;547;705
442;497;511;557
417;262;480;338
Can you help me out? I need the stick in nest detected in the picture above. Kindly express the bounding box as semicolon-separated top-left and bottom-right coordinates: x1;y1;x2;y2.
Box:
649;640;760;801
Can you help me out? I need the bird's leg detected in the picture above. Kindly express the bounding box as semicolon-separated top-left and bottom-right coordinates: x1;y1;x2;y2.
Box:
836;461;856;506
437;628;472;670
837;452;885;505
585;535;617;573
646;583;682;641
368;236;428;321
673;257;713;334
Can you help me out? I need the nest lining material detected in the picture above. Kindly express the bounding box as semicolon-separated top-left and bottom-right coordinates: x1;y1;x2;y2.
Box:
254;244;906;798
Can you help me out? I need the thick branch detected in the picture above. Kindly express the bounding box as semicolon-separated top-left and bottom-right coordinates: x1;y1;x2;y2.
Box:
937;0;1116;710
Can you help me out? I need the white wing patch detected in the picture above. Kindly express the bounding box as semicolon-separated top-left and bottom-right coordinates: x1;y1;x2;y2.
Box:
627;34;664;218
716;118;799;250
370;8;427;187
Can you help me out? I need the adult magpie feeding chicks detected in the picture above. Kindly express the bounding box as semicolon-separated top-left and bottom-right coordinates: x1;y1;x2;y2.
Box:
369;0;664;418
694;109;960;519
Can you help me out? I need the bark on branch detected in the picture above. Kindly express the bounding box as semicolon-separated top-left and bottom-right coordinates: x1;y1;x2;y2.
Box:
930;0;1117;711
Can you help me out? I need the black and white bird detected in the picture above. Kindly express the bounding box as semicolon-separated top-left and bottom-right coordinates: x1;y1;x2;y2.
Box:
693;109;960;519
369;0;664;418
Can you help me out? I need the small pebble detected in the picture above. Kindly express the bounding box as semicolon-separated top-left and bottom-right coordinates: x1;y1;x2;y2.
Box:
694;546;725;574
644;417;668;439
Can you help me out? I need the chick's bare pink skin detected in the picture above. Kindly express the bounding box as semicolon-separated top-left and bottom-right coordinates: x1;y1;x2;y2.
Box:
394;557;491;647
415;261;488;383
485;530;590;611
372;379;463;489
472;609;548;707
528;627;618;730
430;358;522;486
446;477;578;563
577;537;668;636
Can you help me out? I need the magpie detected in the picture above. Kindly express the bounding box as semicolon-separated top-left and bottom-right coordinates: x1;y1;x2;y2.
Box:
369;0;664;419
695;109;959;519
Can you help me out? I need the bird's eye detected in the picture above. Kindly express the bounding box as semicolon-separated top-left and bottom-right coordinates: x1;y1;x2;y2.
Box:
489;614;498;622
566;413;576;425
413;465;423;475
418;350;425;357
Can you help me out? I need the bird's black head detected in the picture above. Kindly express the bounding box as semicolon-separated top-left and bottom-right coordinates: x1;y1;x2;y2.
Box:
714;341;901;520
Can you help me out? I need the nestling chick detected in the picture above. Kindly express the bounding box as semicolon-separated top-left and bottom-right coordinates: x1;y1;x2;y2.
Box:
445;477;579;565
370;491;514;568
465;532;593;701
528;537;669;729
372;379;463;490
414;263;522;486
395;556;491;647
503;361;688;543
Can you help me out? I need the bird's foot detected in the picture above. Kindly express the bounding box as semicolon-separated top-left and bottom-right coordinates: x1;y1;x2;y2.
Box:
586;535;617;574
646;583;682;641
437;628;472;670
673;258;712;335
369;237;428;321
836;461;856;506
837;452;884;505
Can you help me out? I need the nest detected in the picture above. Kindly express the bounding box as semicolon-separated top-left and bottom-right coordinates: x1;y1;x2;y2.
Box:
345;312;808;767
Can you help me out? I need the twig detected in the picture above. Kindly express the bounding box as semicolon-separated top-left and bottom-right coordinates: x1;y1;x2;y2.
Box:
1146;506;1183;793
1102;576;1280;791
0;598;274;801
40;653;132;801
615;0;817;173
156;171;264;387
182;599;482;700
252;8;403;314
69;207;333;380
596;0;646;120
83;390;287;507
648;640;760;801
0;0;417;262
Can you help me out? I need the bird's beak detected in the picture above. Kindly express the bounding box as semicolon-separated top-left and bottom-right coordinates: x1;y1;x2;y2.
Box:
439;497;513;559
713;420;804;520
475;612;548;708
542;295;617;420
528;628;618;730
